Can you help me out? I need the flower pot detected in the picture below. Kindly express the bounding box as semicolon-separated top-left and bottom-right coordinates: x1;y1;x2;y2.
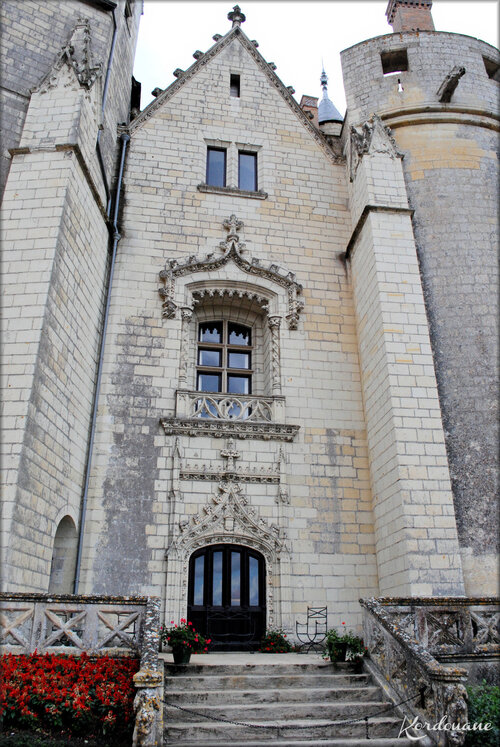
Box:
329;642;348;663
172;647;192;665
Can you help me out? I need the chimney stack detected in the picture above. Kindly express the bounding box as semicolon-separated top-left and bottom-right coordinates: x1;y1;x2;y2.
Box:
386;0;435;32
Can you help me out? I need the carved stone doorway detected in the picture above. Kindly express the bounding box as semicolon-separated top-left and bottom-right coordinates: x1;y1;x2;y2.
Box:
187;544;266;650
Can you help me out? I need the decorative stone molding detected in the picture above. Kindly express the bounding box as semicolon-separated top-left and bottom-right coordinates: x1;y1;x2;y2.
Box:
349;114;402;181
177;438;284;484
166;481;290;628
178;307;193;386
161;416;299;442
158;215;304;329
268;315;282;394
132;597;163;747
35;18;102;93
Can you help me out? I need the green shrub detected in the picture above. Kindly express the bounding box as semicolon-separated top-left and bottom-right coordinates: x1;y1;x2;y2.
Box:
465;681;499;747
259;628;292;653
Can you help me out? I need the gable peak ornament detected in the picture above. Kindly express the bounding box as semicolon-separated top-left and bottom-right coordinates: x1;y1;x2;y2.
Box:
228;5;246;27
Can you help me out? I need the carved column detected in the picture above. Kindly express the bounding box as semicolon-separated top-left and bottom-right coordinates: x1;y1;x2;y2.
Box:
268;315;282;395
178;307;193;388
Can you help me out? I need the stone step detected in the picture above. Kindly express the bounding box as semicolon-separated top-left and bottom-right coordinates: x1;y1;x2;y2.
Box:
165;716;404;742
164;672;371;691
165;699;393;722
165;685;382;704
164;662;344;676
171;739;414;747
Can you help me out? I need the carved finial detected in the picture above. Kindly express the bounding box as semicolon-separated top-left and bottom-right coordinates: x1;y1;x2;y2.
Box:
223;214;244;242
213;33;223;41
173;68;184;78
228;4;246;27
193;50;203;60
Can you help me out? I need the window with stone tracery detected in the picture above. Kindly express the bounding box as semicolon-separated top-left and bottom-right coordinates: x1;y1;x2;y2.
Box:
197;320;253;395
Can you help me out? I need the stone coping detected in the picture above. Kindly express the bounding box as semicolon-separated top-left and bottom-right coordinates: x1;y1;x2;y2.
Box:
367;596;499;606
0;592;153;605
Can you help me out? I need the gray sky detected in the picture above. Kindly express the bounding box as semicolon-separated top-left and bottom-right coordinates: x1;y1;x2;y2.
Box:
133;1;499;114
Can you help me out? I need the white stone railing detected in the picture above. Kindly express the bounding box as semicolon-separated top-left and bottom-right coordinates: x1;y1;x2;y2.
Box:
175;389;286;422
0;593;163;746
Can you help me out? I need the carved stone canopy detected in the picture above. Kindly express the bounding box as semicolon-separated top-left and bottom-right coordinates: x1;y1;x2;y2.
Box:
35;18;102;93
158;215;304;329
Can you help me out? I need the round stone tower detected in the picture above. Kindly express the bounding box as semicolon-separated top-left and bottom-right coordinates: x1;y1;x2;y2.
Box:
341;0;499;594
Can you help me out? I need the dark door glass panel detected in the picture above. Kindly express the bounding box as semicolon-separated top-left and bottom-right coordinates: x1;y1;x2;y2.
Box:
249;556;259;606
212;551;223;606
198;348;222;367
228;351;250;369
193;555;204;605
199;321;222;343
197;372;222;392
231;551;241;605
188;545;266;651
239;152;257;191
228;375;250;394
228;323;251;346
207;148;226;187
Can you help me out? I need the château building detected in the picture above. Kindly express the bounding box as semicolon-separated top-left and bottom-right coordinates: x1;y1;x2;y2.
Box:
1;0;498;648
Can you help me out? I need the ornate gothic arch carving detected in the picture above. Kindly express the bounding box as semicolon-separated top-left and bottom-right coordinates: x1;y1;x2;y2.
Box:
158;216;304;330
165;481;290;627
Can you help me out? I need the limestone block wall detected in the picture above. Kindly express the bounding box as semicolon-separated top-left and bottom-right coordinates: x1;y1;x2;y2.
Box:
347;131;464;596
342;31;499;595
80;30;379;630
0;0;141;197
0;62;110;590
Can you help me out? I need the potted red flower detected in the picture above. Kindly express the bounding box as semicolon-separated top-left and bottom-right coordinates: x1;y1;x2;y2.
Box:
160;619;211;664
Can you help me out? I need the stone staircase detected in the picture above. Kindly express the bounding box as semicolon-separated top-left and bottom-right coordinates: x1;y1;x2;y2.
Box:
163;656;415;745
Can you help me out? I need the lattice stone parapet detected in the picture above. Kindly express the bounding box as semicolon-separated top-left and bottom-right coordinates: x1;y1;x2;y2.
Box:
174;390;285;422
0;593;157;658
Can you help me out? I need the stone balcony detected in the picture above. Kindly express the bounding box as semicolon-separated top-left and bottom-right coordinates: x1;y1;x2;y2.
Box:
161;390;300;441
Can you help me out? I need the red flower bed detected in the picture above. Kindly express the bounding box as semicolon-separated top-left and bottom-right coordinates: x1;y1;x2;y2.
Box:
0;652;139;740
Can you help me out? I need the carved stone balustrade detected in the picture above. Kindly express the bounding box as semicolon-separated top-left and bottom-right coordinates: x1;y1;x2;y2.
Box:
161;390;299;442
360;596;499;746
0;593;163;746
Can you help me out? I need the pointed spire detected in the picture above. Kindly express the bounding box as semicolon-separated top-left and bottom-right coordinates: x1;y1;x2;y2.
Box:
318;67;343;124
228;5;246;28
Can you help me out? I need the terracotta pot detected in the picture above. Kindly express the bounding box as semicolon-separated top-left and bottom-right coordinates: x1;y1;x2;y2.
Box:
172;647;192;665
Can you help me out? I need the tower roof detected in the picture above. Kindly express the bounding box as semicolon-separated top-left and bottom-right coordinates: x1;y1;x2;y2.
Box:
318;69;343;124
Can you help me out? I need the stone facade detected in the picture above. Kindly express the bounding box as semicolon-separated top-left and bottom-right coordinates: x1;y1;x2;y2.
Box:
1;1;498;637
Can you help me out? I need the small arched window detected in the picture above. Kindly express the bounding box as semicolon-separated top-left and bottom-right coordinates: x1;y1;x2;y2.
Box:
197;320;253;395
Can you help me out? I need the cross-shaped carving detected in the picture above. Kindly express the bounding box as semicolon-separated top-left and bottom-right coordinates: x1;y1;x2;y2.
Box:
228;4;246;27
97;610;141;650
223;214;243;242
220;438;240;471
0;607;33;648
42;609;86;649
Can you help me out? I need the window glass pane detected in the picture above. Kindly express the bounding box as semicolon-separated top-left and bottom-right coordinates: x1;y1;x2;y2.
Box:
212;551;223;606
228;375;250;395
199;322;222;343
238;152;257;191
197;372;221;392
249;556;259;606
228;351;250;369
193;555;204;605
198;348;222;367
207;148;226;187
228;323;251;346
231;551;241;606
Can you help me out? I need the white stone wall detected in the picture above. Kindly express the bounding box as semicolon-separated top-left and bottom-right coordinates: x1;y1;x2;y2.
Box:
81;30;379;632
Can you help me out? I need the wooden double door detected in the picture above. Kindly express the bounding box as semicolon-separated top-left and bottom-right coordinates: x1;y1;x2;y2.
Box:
187;544;266;650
